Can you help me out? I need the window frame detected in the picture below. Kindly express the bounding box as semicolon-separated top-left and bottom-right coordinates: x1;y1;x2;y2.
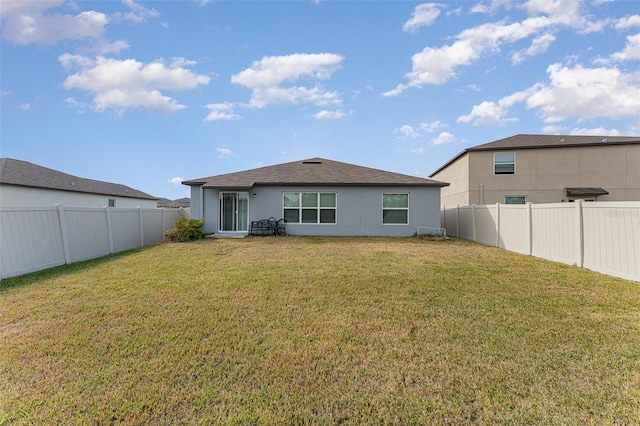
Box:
494;152;516;175
108;199;116;207
282;192;337;225
382;193;409;225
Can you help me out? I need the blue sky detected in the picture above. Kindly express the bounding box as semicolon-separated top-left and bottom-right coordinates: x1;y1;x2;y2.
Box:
2;0;639;200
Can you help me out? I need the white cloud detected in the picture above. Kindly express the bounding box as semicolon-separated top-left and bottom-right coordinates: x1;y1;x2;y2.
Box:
411;147;425;154
231;53;344;108
457;101;512;125
114;0;159;24
611;33;640;62
19;103;31;110
419;120;445;133
168;177;183;185
313;110;346;120
1;2;108;45
526;63;640;123
432;131;455;145
216;148;233;158
615;15;640;30
384;0;587;96
512;32;556;64
204;103;242;121
395;125;420;139
402;3;441;33
60;55;210;114
459;62;640;127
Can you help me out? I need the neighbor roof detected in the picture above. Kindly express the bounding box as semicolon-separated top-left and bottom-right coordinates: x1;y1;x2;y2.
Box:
183;158;449;189
430;134;640;177
157;197;191;208
0;158;157;200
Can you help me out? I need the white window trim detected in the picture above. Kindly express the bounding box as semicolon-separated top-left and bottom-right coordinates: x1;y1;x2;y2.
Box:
282;192;337;225
382;193;409;225
494;152;516;175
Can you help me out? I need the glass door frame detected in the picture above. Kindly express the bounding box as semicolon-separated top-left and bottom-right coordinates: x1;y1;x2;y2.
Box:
219;192;249;233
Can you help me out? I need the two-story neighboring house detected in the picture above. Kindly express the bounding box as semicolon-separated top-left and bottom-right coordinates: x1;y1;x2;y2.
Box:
430;134;640;206
0;158;158;208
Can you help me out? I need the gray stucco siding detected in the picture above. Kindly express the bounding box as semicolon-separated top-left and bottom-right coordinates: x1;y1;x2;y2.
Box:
192;184;442;237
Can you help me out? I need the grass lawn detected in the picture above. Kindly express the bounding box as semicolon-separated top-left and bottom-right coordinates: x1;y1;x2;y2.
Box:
1;237;639;424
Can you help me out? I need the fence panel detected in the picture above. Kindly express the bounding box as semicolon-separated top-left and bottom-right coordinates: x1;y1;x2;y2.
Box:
531;203;576;265
110;209;143;253
498;205;529;255
582;203;640;281
458;207;474;240
474;205;498;247
0;207;66;277
64;207;111;262
442;202;640;282
1;206;187;279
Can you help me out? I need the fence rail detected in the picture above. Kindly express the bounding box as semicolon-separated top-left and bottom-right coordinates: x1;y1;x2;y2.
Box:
1;205;186;279
442;202;640;282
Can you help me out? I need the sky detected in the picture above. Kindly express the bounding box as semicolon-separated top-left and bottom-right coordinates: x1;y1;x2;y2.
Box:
1;0;639;201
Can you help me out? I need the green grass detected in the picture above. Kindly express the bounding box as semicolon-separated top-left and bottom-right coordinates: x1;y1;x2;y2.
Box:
1;237;639;424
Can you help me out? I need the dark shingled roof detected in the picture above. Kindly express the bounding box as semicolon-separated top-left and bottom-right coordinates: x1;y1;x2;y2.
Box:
0;158;157;200
183;157;449;189
157;197;191;208
430;134;640;177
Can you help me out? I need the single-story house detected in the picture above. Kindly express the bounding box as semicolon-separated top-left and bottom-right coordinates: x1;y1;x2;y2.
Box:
0;158;158;208
430;134;640;206
183;157;449;237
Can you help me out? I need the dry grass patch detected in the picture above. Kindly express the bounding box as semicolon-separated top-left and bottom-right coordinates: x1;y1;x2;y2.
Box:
1;237;639;424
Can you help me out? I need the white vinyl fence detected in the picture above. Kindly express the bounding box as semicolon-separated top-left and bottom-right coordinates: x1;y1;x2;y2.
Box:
1;205;186;279
442;202;640;282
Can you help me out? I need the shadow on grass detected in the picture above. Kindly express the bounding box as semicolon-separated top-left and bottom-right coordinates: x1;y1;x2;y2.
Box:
0;246;155;293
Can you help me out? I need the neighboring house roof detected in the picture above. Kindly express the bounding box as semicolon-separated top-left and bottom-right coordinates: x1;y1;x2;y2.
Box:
183;157;449;189
430;134;640;176
157;197;191;208
0;158;157;200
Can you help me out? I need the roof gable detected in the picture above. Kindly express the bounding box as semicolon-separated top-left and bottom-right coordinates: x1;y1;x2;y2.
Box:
0;158;157;200
430;134;640;177
183;158;448;189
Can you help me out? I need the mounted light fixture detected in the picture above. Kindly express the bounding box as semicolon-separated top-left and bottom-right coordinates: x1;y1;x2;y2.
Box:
252;193;257;198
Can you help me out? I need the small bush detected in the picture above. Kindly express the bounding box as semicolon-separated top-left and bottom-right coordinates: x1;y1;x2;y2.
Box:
165;214;204;242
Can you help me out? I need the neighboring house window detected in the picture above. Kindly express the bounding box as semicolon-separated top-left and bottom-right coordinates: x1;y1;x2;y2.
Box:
382;193;409;224
505;196;526;204
283;192;336;224
108;199;116;207
494;152;515;175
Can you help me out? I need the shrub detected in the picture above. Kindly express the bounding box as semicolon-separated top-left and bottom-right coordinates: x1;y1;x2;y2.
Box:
165;214;204;242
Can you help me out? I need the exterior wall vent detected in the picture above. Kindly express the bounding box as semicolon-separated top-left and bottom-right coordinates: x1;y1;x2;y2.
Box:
302;161;322;164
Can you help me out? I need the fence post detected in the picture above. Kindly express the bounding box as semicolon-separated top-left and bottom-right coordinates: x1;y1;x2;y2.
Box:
56;204;71;264
526;202;533;256
575;200;584;268
455;206;460;238
471;204;477;242
105;207;115;254
138;207;144;248
495;202;501;248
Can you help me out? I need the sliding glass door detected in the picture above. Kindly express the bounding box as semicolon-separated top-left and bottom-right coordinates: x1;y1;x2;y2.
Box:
219;192;248;232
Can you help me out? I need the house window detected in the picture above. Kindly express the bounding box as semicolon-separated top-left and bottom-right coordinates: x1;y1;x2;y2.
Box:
283;192;336;224
382;193;409;224
108;199;116;207
505;196;526;204
494;152;515;175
